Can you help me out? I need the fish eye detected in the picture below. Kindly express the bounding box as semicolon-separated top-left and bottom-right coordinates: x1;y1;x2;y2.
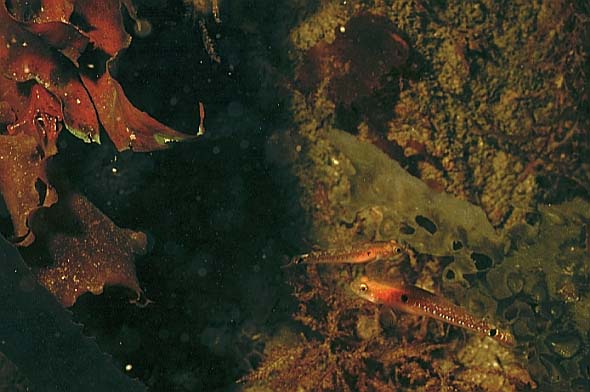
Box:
359;283;368;292
488;328;497;337
394;246;402;254
400;294;409;303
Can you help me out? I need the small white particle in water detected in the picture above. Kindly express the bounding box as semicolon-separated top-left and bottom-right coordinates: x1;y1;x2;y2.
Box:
76;98;81;104
22;42;27;47
212;146;220;154
295;145;302;152
111;167;118;174
125;364;133;372
87;63;95;69
339;26;346;33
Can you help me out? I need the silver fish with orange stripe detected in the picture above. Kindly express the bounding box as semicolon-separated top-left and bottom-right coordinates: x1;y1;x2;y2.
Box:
287;240;409;267
351;275;515;346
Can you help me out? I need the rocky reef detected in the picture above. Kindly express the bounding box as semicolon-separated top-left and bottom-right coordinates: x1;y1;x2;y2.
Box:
1;0;588;390
254;1;589;391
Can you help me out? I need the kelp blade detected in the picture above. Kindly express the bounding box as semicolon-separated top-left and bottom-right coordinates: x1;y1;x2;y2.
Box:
0;235;146;392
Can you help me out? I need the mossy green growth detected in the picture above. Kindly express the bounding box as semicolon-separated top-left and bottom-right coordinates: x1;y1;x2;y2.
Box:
484;199;590;388
381;0;589;228
500;200;590;327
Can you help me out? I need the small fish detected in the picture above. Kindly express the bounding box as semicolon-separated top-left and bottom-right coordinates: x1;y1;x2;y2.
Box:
350;276;515;346
287;240;408;267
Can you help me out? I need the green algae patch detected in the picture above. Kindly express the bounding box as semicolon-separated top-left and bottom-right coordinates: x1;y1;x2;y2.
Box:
482;199;590;388
328;128;503;257
502;200;590;309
